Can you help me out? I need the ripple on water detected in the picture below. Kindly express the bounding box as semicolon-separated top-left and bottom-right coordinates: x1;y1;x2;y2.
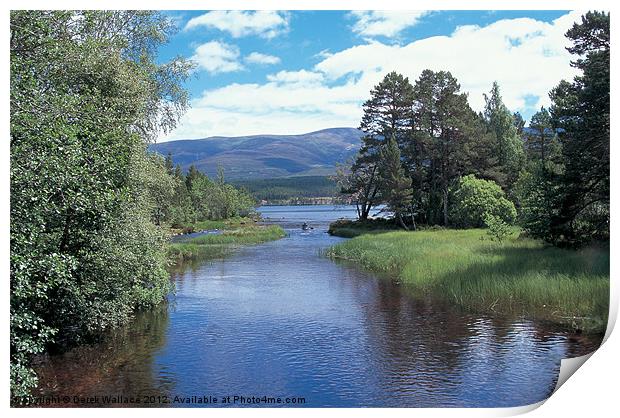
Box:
32;205;603;407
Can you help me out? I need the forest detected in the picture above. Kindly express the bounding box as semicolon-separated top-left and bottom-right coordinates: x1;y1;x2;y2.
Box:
336;11;609;247
232;176;339;203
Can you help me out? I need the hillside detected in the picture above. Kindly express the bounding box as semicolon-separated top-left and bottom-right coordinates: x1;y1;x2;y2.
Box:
150;127;363;180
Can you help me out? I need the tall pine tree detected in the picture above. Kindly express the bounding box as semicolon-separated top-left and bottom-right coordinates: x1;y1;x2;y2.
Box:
483;82;525;193
351;72;414;219
379;135;414;229
548;11;609;245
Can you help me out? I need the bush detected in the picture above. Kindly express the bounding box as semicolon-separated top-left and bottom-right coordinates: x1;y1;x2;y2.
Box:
450;175;516;228
484;213;512;242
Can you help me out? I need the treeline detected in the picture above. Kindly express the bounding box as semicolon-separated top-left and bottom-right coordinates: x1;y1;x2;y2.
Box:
337;11;609;246
9;11;242;402
232;176;339;201
162;158;256;228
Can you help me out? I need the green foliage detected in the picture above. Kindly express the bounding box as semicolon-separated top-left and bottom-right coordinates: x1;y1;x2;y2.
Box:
450;175;516;228
378;135;413;227
342;69;505;228
347;71;414;219
183;165;256;223
326;229;609;332
10;11;191;402
515;162;561;239
547;11;609;246
483;213;512;242
340;64;610;239
483;82;526;193
525;108;560;165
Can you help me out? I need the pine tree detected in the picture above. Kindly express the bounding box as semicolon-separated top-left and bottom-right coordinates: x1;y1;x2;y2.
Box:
350;72;414;219
525;107;559;168
164;152;174;174
548;11;609;245
483;82;525;192
411;70;483;225
513;112;526;136
379;135;413;229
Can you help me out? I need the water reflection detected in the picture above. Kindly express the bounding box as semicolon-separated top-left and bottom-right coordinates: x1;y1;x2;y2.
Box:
33;205;603;407
34;305;173;407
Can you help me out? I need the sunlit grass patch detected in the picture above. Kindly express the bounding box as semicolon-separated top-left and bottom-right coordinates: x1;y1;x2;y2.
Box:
169;224;286;263
325;228;609;332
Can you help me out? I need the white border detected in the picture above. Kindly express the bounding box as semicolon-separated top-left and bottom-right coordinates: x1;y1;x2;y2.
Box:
2;1;617;417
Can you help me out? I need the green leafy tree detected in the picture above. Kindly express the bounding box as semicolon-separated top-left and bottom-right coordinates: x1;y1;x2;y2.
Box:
10;11;191;401
515;166;561;239
334;158;381;220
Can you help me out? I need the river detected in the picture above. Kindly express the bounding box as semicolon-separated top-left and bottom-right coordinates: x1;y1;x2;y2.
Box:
33;205;602;408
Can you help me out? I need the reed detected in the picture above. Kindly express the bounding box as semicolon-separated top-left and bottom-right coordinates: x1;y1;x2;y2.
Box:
325;228;609;332
169;225;286;262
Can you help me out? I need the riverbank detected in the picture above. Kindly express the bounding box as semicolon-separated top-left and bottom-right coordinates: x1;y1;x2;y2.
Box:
170;216;258;236
169;222;286;262
328;219;401;237
325;226;609;333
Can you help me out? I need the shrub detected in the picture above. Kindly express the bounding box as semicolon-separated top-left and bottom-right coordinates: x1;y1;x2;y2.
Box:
484;213;512;242
450;175;517;228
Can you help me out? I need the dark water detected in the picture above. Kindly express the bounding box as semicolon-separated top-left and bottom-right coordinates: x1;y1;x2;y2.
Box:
34;205;602;408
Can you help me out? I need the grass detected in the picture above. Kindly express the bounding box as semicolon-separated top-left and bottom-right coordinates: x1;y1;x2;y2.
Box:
325;227;609;333
169;224;286;263
170;216;255;236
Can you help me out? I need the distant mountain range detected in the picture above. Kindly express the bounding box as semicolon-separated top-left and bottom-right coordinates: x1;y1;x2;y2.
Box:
149;127;363;180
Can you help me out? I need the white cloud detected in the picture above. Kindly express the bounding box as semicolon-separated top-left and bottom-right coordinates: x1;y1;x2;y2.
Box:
161;12;584;141
185;11;289;39
350;11;431;37
190;41;243;74
266;70;324;85
245;52;281;65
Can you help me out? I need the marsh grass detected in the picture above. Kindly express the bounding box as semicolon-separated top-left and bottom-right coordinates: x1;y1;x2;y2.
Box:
325;228;609;332
169;225;286;263
171;216;255;235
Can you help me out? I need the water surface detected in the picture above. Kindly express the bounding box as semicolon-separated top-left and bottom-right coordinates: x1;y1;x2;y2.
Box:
34;205;602;407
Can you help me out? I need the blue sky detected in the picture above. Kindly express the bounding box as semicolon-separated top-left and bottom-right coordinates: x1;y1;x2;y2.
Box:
157;10;582;141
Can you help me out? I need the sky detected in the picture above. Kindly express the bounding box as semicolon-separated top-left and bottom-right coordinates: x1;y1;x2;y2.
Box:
156;10;583;142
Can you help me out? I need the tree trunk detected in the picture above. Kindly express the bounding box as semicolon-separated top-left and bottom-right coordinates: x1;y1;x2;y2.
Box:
409;206;417;231
397;212;409;230
359;201;368;220
443;188;449;226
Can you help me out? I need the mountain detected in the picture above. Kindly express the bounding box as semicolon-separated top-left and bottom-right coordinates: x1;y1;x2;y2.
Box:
149;127;363;180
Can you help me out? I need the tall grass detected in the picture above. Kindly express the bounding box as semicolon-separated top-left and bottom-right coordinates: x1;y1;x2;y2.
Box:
185;225;286;245
169;225;286;263
171;216;255;235
325;228;609;332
